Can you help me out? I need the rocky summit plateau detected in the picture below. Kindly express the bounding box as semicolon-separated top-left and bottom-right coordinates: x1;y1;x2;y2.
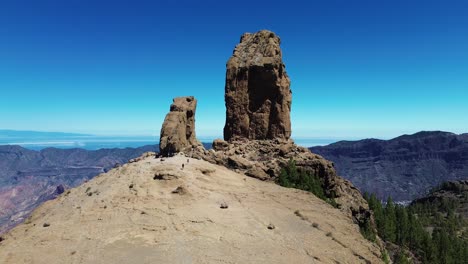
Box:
0;155;382;263
0;30;382;263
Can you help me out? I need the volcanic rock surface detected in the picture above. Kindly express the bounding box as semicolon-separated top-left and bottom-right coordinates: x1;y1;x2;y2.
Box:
159;96;201;156
0;154;383;263
224;30;292;141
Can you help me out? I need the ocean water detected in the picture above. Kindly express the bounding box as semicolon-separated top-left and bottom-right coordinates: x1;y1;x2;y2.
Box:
0;135;158;150
0;134;341;151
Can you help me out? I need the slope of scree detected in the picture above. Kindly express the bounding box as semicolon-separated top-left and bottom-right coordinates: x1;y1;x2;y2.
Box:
0;154;382;264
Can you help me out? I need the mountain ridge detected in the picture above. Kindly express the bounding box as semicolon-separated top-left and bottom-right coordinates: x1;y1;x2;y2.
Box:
310;131;468;201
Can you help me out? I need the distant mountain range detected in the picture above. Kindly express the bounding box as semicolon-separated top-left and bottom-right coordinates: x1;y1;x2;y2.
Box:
310;131;468;202
0;145;156;234
2;130;467;234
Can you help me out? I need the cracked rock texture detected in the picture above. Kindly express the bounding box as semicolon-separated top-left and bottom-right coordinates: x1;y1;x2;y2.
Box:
159;96;201;156
224;30;292;141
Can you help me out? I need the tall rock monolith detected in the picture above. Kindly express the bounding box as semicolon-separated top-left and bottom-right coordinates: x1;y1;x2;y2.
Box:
223;30;292;141
159;96;201;156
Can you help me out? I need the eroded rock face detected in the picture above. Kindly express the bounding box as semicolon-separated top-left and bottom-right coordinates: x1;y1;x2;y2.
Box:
224;30;292;141
159;96;201;156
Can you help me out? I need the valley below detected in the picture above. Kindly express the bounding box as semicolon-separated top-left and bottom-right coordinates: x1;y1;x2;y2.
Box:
0;145;156;234
311;131;468;202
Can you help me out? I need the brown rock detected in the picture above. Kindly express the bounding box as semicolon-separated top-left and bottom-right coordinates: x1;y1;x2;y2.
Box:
224;30;292;141
171;186;187;195
227;155;253;170
159;96;202;156
212;138;229;151
245;167;269;181
278;142;294;156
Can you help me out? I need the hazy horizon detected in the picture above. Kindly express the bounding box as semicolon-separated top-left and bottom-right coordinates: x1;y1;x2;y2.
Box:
1;128;466;151
3;127;466;139
0;129;351;150
0;127;466;139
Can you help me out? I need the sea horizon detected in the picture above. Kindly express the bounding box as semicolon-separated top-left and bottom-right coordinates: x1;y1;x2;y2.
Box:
0;133;349;150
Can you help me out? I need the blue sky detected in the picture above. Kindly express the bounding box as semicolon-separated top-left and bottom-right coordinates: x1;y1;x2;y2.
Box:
1;0;467;138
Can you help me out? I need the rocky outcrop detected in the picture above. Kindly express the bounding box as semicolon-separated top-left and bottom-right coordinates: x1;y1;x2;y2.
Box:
193;139;370;224
171;30;371;226
159;96;202;156
224;30;292;141
157;30;372;228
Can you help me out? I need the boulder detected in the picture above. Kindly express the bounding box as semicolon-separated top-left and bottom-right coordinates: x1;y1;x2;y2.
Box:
227;155;253;170
245;167;270;181
212;139;229;151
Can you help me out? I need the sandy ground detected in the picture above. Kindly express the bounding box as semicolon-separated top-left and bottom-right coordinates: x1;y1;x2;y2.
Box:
0;154;383;263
